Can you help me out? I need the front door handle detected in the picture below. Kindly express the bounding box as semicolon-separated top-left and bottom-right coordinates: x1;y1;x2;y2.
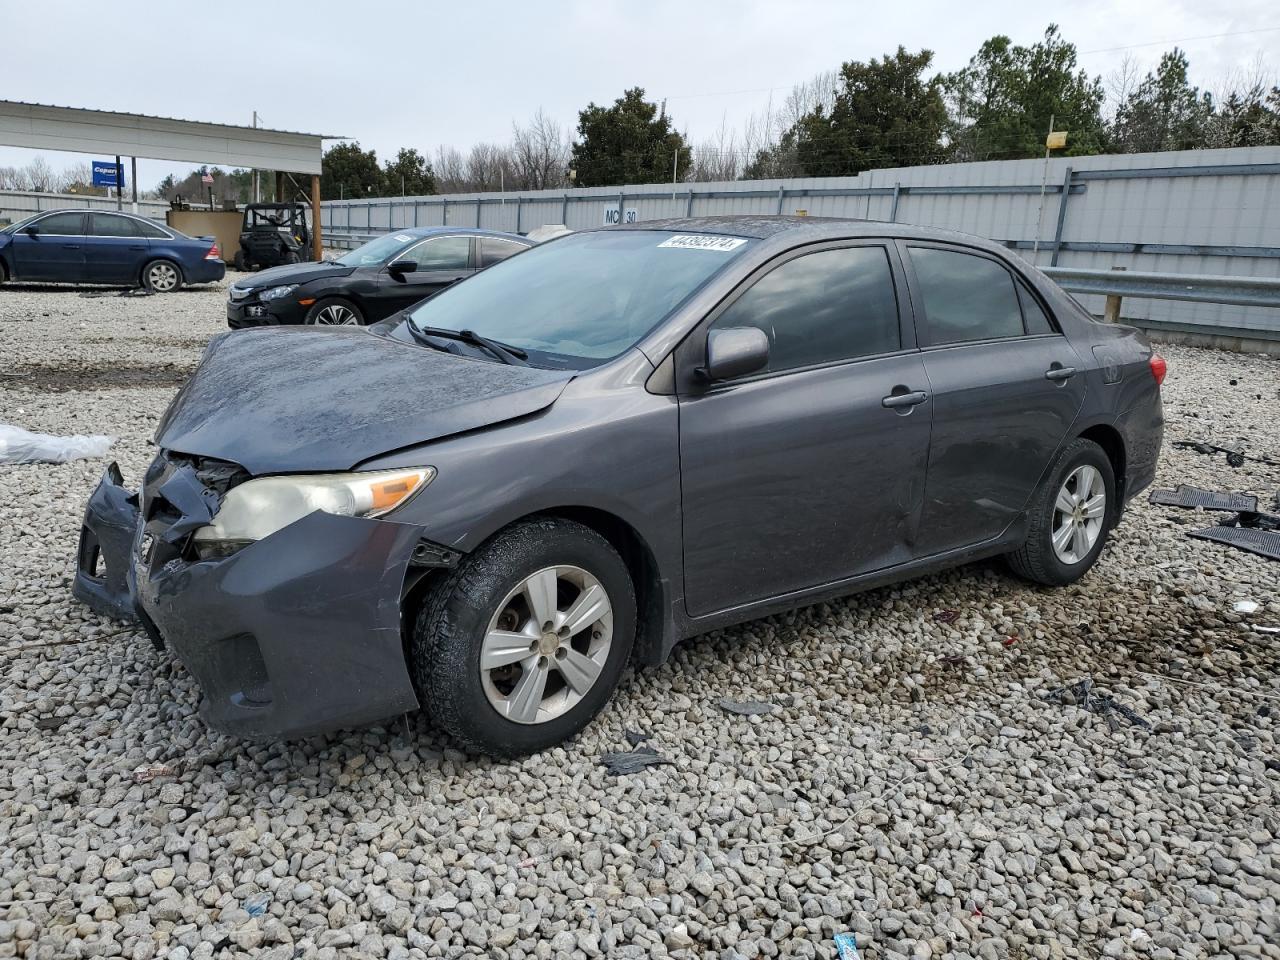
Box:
129;245;146;250
61;244;81;250
1044;365;1077;382
882;389;929;409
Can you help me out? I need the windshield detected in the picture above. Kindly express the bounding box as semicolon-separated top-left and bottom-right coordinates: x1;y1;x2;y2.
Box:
406;230;753;368
0;212;42;234
335;232;423;267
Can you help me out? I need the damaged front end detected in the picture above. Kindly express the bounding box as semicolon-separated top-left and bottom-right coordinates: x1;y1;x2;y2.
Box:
72;453;425;738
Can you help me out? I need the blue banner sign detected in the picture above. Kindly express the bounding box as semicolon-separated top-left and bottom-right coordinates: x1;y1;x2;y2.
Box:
91;161;123;188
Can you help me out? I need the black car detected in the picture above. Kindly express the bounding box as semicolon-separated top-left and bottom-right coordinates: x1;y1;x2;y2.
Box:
226;227;531;328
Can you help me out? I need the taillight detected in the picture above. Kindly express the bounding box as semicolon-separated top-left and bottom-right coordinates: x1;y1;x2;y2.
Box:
1149;352;1167;386
205;243;221;260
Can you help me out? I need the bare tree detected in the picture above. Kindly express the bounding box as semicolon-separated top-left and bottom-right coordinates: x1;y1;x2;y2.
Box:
24;157;61;192
1104;54;1142;121
511;109;571;190
689;117;742;182
464;143;516;192
432;146;469;193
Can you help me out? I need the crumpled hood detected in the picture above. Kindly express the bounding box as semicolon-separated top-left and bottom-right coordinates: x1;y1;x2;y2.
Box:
233;261;355;289
157;328;573;474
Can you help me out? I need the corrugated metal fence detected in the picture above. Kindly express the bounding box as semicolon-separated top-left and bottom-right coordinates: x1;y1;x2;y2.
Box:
0;189;169;224
322;145;1280;339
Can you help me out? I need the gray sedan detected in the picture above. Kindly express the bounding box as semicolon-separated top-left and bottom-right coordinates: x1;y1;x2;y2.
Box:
73;216;1165;756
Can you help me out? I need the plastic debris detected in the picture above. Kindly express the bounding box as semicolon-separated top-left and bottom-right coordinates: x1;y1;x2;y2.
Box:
1003;634;1020;647
933;609;961;624
131;763;175;783
833;932;860;959
718;698;778;716
1045;678;1150;730
1149;485;1258;513
243;892;271;917
1173;439;1278;467
0;423;114;465
599;746;670;776
1233;600;1260;614
624;729;650;747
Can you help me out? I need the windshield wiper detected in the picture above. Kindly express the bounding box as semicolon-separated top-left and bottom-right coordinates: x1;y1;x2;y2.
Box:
413;325;529;365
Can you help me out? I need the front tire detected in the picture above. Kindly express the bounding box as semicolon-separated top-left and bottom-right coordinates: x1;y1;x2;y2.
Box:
412;518;636;757
303;297;363;326
142;260;182;293
1006;437;1115;586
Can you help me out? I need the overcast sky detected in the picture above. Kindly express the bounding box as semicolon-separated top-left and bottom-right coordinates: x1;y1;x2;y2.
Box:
3;0;1277;190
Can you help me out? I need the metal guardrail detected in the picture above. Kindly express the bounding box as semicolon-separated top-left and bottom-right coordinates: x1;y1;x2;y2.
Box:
1042;266;1280;309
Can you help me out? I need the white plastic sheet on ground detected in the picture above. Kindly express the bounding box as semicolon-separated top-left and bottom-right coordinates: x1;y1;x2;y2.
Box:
0;423;114;464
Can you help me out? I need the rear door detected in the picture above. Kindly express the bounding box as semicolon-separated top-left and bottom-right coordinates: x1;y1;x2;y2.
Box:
10;212;88;281
901;242;1086;557
677;240;932;617
366;234;474;320
86;213;149;284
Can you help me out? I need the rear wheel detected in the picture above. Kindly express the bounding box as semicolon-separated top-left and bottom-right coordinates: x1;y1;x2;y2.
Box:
283;252;301;265
1006;438;1115;586
303;297;363;326
142;260;182;293
233;250;248;271
412;518;636;757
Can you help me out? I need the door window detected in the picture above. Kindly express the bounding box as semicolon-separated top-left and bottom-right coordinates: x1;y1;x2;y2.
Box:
134;219;171;239
403;236;470;270
90;213;141;237
1017;282;1056;335
32;212;85;236
709;246;900;375
908;247;1024;345
479;237;526;267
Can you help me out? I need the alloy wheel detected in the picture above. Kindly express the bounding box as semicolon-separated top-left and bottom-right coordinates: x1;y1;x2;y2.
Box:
311;303;358;325
148;263;178;292
1051;464;1106;565
479;565;613;725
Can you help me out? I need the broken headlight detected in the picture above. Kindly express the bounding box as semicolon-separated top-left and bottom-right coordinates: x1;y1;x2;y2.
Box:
190;467;434;559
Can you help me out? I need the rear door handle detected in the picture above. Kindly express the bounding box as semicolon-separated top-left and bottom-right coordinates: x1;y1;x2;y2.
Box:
61;244;80;250
1044;365;1077;381
129;245;146;250
882;390;929;409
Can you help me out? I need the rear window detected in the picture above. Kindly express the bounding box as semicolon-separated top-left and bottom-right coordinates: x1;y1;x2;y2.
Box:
908;247;1023;345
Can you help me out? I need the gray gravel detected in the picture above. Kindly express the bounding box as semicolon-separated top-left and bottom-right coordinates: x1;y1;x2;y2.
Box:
2;280;1279;960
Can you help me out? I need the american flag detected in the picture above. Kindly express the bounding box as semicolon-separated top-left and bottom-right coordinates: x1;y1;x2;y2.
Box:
201;171;214;184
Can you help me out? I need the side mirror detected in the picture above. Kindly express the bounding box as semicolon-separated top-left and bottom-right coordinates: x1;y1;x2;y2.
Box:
23;225;39;237
701;327;769;381
387;259;416;276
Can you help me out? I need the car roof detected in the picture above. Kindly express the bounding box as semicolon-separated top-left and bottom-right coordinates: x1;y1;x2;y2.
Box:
397;226;530;242
611;214;1006;251
35;208;154;219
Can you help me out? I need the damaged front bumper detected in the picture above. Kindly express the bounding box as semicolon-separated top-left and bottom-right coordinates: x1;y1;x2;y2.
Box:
72;461;422;738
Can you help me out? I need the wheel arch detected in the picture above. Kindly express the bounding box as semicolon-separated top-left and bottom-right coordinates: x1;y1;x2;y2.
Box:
1077;422;1127;502
400;504;672;673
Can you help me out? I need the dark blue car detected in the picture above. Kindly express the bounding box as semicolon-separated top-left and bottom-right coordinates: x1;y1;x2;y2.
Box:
0;209;226;291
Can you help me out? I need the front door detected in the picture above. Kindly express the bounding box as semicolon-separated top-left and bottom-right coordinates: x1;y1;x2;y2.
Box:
368;234;475;320
900;242;1087;557
11;211;88;281
86;213;149;284
677;242;932;618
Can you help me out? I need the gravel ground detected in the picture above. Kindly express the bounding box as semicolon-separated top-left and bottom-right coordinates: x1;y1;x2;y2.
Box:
1;279;1278;960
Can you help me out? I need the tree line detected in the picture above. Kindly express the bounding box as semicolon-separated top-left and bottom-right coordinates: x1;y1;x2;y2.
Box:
6;23;1276;201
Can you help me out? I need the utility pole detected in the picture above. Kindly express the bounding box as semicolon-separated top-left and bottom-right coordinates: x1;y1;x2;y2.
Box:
252;111;260;203
1032;114;1055;260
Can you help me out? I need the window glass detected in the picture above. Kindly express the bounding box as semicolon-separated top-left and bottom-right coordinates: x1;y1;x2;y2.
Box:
710;246;900;375
908;247;1023;344
480;237;526;267
405;236;470;270
91;213;140;237
33;212;85;236
135;219;170;239
1018;282;1055;335
408;230;752;369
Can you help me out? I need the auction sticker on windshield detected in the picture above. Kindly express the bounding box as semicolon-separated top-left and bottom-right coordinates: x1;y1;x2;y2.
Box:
657;235;748;251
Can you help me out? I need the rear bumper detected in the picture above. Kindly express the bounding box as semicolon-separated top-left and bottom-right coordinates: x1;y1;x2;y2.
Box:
186;260;226;284
71;464;422;738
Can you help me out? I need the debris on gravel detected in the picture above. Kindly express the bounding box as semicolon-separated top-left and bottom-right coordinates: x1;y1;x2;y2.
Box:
1;281;1278;959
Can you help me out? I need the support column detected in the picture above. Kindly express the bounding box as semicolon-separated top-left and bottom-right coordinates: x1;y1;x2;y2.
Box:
275;171;285;202
311;175;323;262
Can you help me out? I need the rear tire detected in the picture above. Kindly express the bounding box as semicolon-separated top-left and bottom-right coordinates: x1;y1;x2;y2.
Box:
303;297;363;326
233;250;247;271
142;260;182;293
412;518;636;757
1006;437;1115;586
283;252;300;265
